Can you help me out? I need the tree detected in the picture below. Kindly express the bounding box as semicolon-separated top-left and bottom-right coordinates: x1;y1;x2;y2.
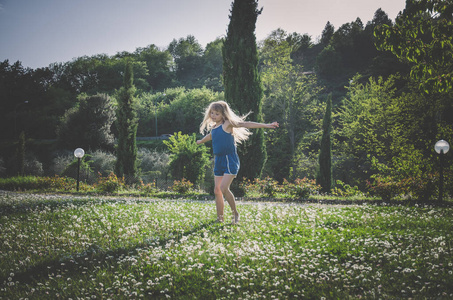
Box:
17;131;26;176
115;61;138;183
0;60;44;139
318;94;332;193
335;75;401;187
0;157;5;177
261;31;321;180
330;18;365;69
321;21;335;46
288;32;313;53
62;155;93;184
57;93;115;151
163;132;210;186
202;38;224;91
374;0;453;93
261;28;312;55
135;87;223;137
371;8;393;27
315;45;342;78
135;44;173;91
366;8;405;79
168;35;204;87
222;0;266;180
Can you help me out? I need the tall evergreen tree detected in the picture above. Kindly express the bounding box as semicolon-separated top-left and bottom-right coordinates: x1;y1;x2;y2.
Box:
318;94;332;193
222;0;266;180
115;61;138;183
321;21;335;46
57;93;115;151
17;131;26;176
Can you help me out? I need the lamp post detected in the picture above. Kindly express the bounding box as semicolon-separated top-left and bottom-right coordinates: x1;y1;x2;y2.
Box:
434;140;450;202
14;101;29;137
155;93;165;137
74;148;85;192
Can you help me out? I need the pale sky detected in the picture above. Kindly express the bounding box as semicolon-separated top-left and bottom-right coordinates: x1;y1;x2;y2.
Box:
0;0;406;69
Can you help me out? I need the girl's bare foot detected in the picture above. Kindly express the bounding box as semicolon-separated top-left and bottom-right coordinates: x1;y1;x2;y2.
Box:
216;215;224;223
233;212;240;224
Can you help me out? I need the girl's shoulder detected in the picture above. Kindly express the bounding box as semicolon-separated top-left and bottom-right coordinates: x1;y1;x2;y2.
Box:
222;120;233;133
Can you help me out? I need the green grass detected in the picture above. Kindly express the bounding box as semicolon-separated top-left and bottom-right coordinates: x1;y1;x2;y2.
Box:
1;192;452;299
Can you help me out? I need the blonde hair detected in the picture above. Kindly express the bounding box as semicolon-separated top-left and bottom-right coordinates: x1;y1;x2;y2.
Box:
200;101;252;144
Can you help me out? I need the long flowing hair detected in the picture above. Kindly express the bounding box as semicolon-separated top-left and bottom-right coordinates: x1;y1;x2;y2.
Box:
199;101;252;144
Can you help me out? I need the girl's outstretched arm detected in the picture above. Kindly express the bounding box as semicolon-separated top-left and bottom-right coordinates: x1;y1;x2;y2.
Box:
236;121;279;129
196;133;212;145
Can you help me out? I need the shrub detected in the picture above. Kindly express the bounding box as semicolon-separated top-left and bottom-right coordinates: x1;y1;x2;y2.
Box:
171;178;193;194
0;176;40;191
50;152;73;175
138;148;169;175
96;172;124;193
137;180;158;194
38;176;76;191
261;177;280;198
89;150;116;177
164;132;210;186
241;177;320;199
284;178;321;198
366;176;401;201
331;180;363;197
62;156;94;184
138;148;170;184
240;179;260;197
241;178;279;198
399;174;437;200
24;155;44;176
368;153;439;200
0;175;88;191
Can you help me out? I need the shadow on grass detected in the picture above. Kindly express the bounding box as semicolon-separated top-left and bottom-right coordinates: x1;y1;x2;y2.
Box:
0;191;164;216
0;218;222;286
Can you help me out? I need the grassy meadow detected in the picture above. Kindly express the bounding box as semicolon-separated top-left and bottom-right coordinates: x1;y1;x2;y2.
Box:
1;191;452;299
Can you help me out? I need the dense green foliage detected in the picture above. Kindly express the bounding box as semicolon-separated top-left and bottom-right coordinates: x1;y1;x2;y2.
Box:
318;94;332;193
223;0;267;181
57;93;115;151
163;132;210;186
260;30;323;181
16;132;26;176
0;1;452;199
375;0;453;93
0;176;79;191
61;155;94;184
115;62;138;183
135;87;223;137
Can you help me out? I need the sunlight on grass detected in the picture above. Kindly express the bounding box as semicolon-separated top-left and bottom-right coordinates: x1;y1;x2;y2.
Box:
1;192;452;299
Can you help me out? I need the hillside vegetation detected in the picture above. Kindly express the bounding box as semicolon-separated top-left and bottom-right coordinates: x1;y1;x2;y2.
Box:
1;1;452;200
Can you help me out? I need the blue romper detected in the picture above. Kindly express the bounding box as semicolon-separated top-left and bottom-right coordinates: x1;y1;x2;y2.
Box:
212;124;240;176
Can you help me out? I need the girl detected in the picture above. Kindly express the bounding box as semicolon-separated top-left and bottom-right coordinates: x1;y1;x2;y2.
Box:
196;101;279;224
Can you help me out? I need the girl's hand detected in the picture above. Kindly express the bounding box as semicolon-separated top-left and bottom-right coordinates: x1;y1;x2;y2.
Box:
267;122;279;128
196;140;202;145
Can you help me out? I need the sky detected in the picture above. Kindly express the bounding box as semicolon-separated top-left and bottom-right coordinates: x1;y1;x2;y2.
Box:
0;0;407;70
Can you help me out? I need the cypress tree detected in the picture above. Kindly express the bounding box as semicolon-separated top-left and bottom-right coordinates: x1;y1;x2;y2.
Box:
222;0;266;180
320;21;335;46
318;94;333;193
115;61;138;184
17;131;25;176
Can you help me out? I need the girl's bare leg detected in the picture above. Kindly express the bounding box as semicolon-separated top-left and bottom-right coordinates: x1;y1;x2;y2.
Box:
220;174;240;223
214;176;225;222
